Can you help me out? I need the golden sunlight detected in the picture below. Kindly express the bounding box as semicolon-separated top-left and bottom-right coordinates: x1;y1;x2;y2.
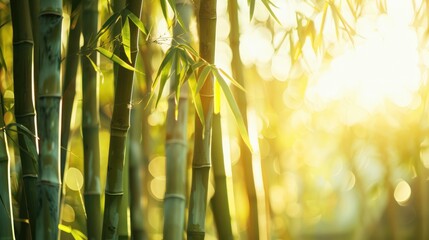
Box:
307;0;421;111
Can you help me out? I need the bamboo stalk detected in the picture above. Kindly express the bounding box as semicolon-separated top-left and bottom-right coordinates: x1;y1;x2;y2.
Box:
163;3;193;239
0;94;15;240
210;113;234;239
29;0;39;108
61;0;82;180
81;0;102;239
187;0;217;238
10;0;39;238
228;0;261;238
102;0;143;238
35;1;63;239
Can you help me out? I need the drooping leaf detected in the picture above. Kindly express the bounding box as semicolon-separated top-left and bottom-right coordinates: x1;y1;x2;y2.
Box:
153;47;177;90
96;47;141;73
121;17;132;63
87;55;106;83
196;65;212;93
218;68;245;92
154;50;175;107
59;224;88;240
213;69;253;152
260;0;281;24
124;9;148;36
95;11;121;40
188;76;205;128
248;0;256;21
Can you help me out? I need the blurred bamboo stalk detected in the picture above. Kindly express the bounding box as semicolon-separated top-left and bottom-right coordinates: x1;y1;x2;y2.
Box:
61;0;82;180
210;113;234;239
228;0;265;238
0;94;15;240
81;0;102;239
35;0;63;239
10;0;39;238
102;0;143;238
187;0;216;238
163;2;192;239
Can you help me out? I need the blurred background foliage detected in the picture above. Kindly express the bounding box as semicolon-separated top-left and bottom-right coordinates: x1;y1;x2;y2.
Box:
2;0;429;239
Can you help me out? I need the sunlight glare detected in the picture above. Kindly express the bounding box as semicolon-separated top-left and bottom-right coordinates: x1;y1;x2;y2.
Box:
307;1;421;112
394;180;412;205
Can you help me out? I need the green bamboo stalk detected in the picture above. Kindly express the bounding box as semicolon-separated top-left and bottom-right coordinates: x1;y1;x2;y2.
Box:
81;0;101;239
128;68;147;240
210;113;234;239
61;0;82;180
0;95;15;240
227;0;260;239
36;1;63;239
118;149;130;240
163;2;193;239
187;0;217;238
102;0;143;238
10;0;39;238
29;0;39;107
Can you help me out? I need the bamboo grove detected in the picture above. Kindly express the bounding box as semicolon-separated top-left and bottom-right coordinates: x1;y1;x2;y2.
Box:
2;0;429;239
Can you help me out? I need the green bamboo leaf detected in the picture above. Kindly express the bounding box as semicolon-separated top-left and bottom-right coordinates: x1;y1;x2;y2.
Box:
160;0;169;22
153;48;177;89
87;55;106;83
188;76;205;129
212;69;252;152
124;9;148;36
218;68;245;92
155;53;174;107
196;65;212;93
96;11;121;40
248;0;255;20
122;17;132;63
179;43;199;59
261;0;281;24
96;47;141;73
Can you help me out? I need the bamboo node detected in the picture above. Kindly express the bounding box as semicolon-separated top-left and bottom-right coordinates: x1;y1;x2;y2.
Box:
164;193;186;200
192;164;211;168
166;139;187;146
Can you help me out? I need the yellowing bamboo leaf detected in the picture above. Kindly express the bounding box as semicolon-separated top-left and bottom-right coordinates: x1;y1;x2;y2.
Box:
218;68;245;92
96;47;141;73
315;2;329;51
213;69;253;152
121;17;132;63
59;224;88;240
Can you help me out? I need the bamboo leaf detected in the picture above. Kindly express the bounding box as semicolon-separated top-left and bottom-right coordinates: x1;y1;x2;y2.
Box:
196;65;212;93
248;0;256;20
121;17;132;63
96;47;141;73
87;55;106;83
213;69;252;152
261;0;281;24
314;2;329;51
155;53;174;107
124;9;148;36
153;47;177;89
218;68;246;92
96;11;121;40
0;46;6;71
160;0;169;22
59;224;88;240
188;76;205;128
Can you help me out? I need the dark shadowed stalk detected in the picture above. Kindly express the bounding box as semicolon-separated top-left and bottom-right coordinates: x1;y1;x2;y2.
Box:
36;0;63;239
228;0;261;238
163;1;192;239
29;0;39;107
61;0;81;179
81;0;101;239
102;0;143;238
210;113;234;239
0;94;15;240
187;0;216;238
10;0;39;238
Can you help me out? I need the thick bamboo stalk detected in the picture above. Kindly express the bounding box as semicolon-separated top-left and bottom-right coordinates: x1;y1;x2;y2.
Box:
10;0;39;238
163;1;192;239
187;0;216;238
81;0;102;239
210;113;234;239
227;0;261;239
35;1;63;239
102;0;143;238
0;95;15;240
118;150;130;240
61;0;81;180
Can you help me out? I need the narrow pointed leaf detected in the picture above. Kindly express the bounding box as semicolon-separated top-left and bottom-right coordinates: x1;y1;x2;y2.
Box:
96;47;141;73
213;69;253;152
153;48;177;88
196;65;212;93
155;56;174;107
122;17;132;63
261;0;281;24
96;11;121;40
188;76;205;128
218;68;245;92
124;9;148;36
248;0;255;20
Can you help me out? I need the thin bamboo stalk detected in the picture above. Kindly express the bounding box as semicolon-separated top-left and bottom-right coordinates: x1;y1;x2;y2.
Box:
210;113;234;239
61;0;82;180
81;0;101;239
0;94;15;240
187;0;217;238
102;0;143;238
163;2;192;239
29;0;39;108
10;0;39;238
35;1;63;239
228;0;261;238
